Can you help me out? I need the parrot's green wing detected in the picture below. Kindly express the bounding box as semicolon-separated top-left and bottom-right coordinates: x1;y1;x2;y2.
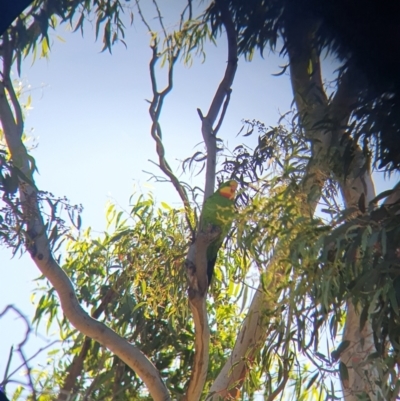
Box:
200;180;237;286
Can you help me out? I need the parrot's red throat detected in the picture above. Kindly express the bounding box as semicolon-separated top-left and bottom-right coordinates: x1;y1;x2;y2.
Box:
219;184;237;200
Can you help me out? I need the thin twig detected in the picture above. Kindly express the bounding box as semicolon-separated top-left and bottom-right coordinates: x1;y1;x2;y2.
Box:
179;0;193;30
134;0;152;33
152;0;168;41
147;35;194;234
2;346;13;389
0;305;59;397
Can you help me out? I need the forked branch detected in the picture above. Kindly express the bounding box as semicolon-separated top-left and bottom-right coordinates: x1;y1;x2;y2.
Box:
183;2;238;400
199;0;238;199
285;19;380;399
137;0;195;235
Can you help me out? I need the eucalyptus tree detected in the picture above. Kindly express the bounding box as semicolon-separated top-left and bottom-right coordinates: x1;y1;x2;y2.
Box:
1;1;399;401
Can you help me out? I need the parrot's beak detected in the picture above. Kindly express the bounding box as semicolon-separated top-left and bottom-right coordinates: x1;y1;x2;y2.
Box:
220;181;238;199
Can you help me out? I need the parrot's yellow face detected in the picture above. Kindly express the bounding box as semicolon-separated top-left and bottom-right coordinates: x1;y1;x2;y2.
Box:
219;180;238;200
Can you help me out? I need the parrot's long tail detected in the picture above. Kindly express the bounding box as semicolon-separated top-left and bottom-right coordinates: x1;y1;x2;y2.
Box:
207;257;217;287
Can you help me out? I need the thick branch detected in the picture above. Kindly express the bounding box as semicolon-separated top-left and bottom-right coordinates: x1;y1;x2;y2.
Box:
182;296;209;401
330;67;360;128
287;21;379;397
287;25;379;398
56;339;91;401
209;164;326;399
285;17;328;136
56;270;130;400
0;80;170;401
210;25;367;397
209;285;264;400
284;18;333;212
182;4;238;399
334;142;379;401
183;227;223;400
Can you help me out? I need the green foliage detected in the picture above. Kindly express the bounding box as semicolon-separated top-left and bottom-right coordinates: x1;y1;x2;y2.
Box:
309;199;400;399
33;194;189;398
206;0;282;58
206;0;400;171
216;120;398;399
0;145;82;257
31;193;242;399
209;122;341;398
3;1;400;399
4;0;132;72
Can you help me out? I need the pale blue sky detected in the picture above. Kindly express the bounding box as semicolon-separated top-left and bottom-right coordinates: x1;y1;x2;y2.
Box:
0;1;397;396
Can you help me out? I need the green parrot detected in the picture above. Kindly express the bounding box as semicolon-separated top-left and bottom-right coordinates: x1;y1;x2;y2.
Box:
200;180;238;285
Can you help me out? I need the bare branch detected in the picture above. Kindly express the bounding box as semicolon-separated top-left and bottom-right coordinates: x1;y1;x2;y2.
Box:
183;296;209;401
285;20;379;397
330;122;379;401
152;0;168;41
201;0;238;199
340;302;380;401
135;1;198;236
0;305;57;398
6;341;59;383
56;339;91;401
182;227;224;400
147;40;194;234
330;67;360;128
134;0;152;33
2;346;13;387
284;18;328;137
209;282;266;399
180;0;193;30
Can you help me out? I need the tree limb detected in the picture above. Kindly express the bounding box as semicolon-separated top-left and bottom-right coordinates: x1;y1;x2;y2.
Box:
200;0;238;199
56;269;131;400
0;62;171;401
141;11;195;235
208;168;326;399
284;16;328;137
333;131;379;401
181;3;238;399
285;18;380;400
209;23;368;397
